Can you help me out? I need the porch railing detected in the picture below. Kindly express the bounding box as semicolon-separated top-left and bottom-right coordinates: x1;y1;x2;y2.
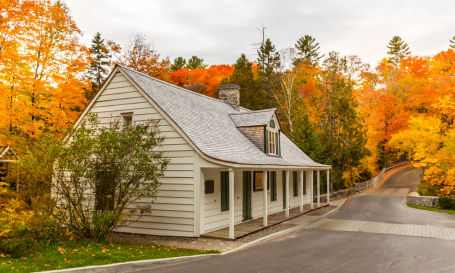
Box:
354;162;408;192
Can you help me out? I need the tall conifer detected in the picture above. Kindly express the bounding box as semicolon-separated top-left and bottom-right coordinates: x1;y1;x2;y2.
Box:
293;35;324;66
85;32;112;100
229;54;268;110
387;36;411;63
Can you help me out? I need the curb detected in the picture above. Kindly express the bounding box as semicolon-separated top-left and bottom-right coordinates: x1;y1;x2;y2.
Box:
35;254;218;273
37;199;347;273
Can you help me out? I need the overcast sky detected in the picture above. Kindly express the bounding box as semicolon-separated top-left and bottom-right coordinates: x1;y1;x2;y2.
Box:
66;0;455;67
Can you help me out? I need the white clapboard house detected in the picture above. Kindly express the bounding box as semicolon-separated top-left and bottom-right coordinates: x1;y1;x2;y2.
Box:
74;64;331;239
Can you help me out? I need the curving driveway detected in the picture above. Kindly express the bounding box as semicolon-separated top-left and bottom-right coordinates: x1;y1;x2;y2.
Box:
329;167;455;228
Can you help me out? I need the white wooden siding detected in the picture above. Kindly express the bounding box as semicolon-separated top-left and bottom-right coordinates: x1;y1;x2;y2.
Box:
91;72;195;237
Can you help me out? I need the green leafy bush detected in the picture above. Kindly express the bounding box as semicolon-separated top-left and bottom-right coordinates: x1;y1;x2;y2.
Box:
438;196;455;210
53;114;169;242
417;182;439;196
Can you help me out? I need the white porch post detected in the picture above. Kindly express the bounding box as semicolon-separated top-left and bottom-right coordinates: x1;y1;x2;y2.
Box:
299;170;304;213
309;170;314;209
326;170;330;205
200;168;205;236
262;170;268;227
229;168;235;239
285;170;290;219
317;170;321;207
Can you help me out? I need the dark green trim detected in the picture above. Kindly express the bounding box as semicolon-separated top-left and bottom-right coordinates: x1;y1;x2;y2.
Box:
277;130;281;156
270;171;277;201
243;171;252;220
264;125;268;154
221;171;229;212
293;171;298;197
303;171;307;195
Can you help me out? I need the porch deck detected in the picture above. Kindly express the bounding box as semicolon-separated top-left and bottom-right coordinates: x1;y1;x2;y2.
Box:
201;203;328;240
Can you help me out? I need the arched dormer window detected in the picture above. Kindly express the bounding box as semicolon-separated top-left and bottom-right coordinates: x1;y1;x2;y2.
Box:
265;116;280;156
269;119;275;128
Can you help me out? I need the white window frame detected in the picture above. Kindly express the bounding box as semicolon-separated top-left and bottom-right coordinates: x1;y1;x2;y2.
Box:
267;117;279;156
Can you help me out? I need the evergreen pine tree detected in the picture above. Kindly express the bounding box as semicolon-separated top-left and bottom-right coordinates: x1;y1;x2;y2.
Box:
171;56;207;71
187;56;208;70
257;38;280;77
292;114;329;165
85;32;112;100
229;54;268;110
450;36;455;49
386;36;411;63
171;57;187;72
293;35;324;66
256;38;280;108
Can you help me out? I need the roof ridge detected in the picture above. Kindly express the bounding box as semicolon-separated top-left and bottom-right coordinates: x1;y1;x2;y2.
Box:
118;64;235;106
229;108;277;115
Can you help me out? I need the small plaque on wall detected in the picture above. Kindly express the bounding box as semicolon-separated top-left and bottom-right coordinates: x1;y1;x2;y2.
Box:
254;171;263;191
205;180;214;194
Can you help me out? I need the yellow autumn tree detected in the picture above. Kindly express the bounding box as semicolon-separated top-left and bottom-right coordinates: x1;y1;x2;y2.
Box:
390;114;455;196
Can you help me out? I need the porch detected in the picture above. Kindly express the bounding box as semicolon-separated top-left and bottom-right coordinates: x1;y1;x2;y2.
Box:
202;202;328;240
200;168;331;239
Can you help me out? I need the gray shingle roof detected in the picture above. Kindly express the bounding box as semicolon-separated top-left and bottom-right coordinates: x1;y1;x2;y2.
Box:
119;65;329;168
229;109;276;128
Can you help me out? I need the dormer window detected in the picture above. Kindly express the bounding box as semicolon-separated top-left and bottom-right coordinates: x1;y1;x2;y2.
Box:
266;115;280;156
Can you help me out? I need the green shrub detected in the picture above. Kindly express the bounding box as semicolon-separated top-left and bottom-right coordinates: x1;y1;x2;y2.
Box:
417;182;439;196
438;196;455;210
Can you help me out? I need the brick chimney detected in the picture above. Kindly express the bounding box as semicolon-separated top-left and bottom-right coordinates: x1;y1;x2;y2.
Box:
218;84;240;110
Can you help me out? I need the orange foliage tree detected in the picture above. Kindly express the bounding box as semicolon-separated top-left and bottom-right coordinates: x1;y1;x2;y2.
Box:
359;50;455;168
0;0;89;144
114;34;172;83
170;65;234;97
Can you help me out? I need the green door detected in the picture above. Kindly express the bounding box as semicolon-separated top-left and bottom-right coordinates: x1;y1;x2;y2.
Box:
243;171;252;221
282;171;286;209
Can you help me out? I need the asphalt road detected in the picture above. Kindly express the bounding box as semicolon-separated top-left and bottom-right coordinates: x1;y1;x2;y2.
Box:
144;167;455;273
329;167;455;227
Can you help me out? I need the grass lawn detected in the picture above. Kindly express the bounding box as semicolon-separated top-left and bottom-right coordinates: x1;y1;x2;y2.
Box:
407;204;455;215
0;240;218;273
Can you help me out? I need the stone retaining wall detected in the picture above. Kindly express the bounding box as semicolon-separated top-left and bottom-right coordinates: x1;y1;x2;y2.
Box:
407;196;439;208
313;188;356;203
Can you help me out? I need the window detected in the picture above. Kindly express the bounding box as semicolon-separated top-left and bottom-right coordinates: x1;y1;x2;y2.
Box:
293;171;298;197
124;116;132;126
121;112;133;127
221;172;229;211
268;131;276;155
270;171;277;201
269;119;275;128
266;116;280;156
95;170;115;211
205;180;214;194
